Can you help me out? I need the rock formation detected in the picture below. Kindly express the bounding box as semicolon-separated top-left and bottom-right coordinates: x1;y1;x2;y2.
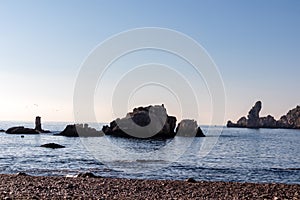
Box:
6;126;39;134
277;106;300;129
0;129;5;132
102;104;205;139
227;101;300;129
6;116;50;134
176;119;205;137
35;116;51;133
56;124;103;137
259;115;277;128
102;105;177;139
246;101;262;128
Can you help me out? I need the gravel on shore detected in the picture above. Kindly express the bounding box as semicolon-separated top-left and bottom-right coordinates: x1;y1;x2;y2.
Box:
0;174;299;199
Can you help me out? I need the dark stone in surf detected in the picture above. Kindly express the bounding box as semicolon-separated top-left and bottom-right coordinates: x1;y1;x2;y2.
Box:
40;143;65;149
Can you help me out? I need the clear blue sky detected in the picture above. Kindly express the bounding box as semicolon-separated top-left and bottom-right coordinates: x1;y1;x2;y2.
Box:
0;0;299;124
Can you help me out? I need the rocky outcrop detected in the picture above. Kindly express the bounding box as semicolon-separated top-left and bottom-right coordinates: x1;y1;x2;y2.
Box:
227;101;300;129
247;101;262;128
277;106;300;129
6;126;39;134
35;116;51;133
5;116;50;134
259;115;277;128
56;124;103;137
102;105;177;139
40;143;65;149
176;119;205;137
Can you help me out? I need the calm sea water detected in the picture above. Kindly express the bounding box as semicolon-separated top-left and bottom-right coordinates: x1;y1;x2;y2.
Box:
0;121;299;184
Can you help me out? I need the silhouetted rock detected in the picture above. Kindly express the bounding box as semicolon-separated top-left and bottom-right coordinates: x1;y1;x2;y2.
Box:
103;104;177;139
35;116;51;133
259;115;277;128
277;106;300;129
40;143;65;149
247;101;262;128
227;101;300;129
176;119;205;137
56;124;103;137
0;129;5;132
6;126;39;134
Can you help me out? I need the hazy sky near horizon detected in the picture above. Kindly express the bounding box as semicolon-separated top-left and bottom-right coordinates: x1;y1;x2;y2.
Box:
0;0;299;124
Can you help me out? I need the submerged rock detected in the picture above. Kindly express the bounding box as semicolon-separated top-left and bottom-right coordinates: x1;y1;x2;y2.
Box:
176;119;205;137
56;124;103;137
6;126;39;134
102;104;177;139
40;143;65;149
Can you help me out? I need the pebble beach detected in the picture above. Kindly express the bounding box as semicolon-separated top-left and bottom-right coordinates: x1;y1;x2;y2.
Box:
0;174;299;199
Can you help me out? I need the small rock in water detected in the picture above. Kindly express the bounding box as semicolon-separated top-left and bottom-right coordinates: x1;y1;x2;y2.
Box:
40;143;65;149
21;135;24;138
185;178;197;183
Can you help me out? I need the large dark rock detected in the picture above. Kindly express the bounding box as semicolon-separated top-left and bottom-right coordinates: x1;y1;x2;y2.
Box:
227;101;300;129
259;115;277;128
277;106;300;129
40;143;65;149
6;126;39;134
56;124;103;137
102;104;177;139
176;119;205;137
247;101;262;128
35;116;51;133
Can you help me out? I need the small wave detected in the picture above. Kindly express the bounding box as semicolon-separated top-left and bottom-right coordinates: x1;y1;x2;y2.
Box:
136;159;166;163
271;167;300;171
